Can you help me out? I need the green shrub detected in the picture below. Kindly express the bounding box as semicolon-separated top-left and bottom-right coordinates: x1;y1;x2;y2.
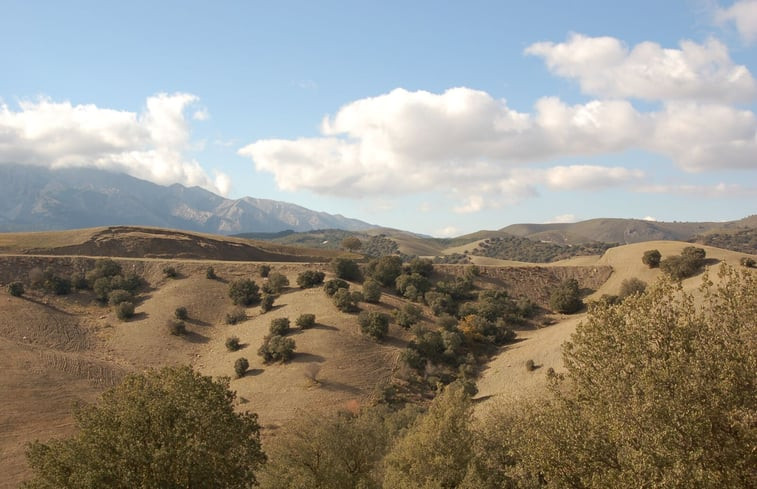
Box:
108;289;133;306
260;294;275;313
395;273;431;301
333;288;361;313
8;281;24;297
358;311;390;340
225;336;241;351
526;359;536;371
86;259;122;285
642;249;662;268
258;335;296;363
229;279;261;306
269;317;291;336
93;277;113;302
395;303;422;328
71;272;89;290
362;279;382;303
332;258;361;281
401;348;427;371
163;266;178;278
225;307;247;325
739;256;755;268
296;270;326;288
323;279;349;297
43;273;72;295
263;272;289;294
116;301;135;321
234;357;249;378
660;247;707;280
618;278;647;300
258;265;271;278
549;278;583;314
366;255;403;286
406;257;434;277
174;306;189;320
168;318;186;335
206;266;217;280
295;313;316;329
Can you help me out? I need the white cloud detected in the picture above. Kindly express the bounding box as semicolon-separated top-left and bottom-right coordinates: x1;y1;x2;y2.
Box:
642;216;657;221
544;165;645;190
192;108;210;121
525;34;757;102
0;93;230;195
546;214;577;224
436;226;459;237
636;182;757;197
716;0;757;43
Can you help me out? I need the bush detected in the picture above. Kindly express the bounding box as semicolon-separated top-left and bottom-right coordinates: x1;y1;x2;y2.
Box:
225;336;241;351
362;279;382;303
168;318;187;335
358;311;390;340
660;246;706;280
8;281;24;297
259;294;274;313
71;272;89;290
395;273;431;301
366;255;403;286
116;301;135;321
206;266;217;280
108;289;133;306
258;335;296;363
174;306;189;320
332;258;361;281
401;348;427;371
269;317;291;336
86;259;122;285
43;273;72;295
234;357;249;378
549;278;583;314
258;264;271;278
407;257;434;277
642;249;661;268
297;270;326;288
323;278;349;297
229;279;261;306
295;313;316;329
525;359;536;371
263;272;289;294
225;307;247;325
341;236;362;252
333;288;361;313
618;278;647;300
740;256;755;268
395;303;422;328
163;266;178;278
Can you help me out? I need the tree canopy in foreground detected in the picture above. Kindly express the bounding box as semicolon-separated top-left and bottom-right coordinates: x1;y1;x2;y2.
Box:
24;366;265;489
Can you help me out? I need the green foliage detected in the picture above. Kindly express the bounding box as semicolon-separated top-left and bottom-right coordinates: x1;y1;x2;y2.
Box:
618;277;647;300
332;288;361;313
167;318;186;335
692;228;757;254
323;278;349;297
225;307;247;325
174;306;189;320
263;272;289;294
406;257;434;277
115;301;135;321
525;359;535;371
89;267;142;302
549;278;583;314
228;279;261;306
8;281;24;297
162;266;178;278
383;383;474;489
260;293;275;313
358;311;390;340
362;279;382;303
472;235;616;263
295;313;316;329
510;266;757;487
296;270;325;288
340;236;362;252
234;357;249;378
395;273;431;301
206;266;217;280
395;303;422;328
258;335;296;363
108;289;133;306
23;366;265;489
424;291;457;316
741;256;756;268
225;336;241;351
331;258;361;281
269;317;291;336
258;264;271;278
458;314;515;345
401;347;427;371
70;272;88;290
362;234;400;258
85;258;122;284
660;246;707;280
642;249;662;268
366;255;403;286
37;271;72;295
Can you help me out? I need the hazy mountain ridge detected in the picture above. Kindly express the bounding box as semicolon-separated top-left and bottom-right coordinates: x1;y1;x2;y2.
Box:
0;165;373;234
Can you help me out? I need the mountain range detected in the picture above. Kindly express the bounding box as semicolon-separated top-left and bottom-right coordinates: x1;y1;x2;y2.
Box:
0;165;373;234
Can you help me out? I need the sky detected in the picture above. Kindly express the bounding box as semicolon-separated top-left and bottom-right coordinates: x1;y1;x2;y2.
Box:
1;0;756;237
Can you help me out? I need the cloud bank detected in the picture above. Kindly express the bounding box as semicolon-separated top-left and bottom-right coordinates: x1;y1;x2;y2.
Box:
716;0;757;44
0;93;230;195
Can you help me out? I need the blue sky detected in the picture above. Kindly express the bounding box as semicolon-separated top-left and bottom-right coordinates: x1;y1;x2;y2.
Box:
1;0;756;236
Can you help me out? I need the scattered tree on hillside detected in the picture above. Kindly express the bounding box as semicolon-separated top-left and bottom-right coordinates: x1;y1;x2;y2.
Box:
258;265;271;278
258;335;296;363
340;236;362;252
660;246;707;280
295;313;316;329
269;317;291;336
234;357;249;378
115;301;135;321
174;306;189;320
549;278;583;314
366;255;403;287
162;266;178;278
296;270;325;288
8;281;24;297
362;279;382;303
324;279;350;297
206;266;218;280
740;256;755;268
332;258;361;281
228;279;261;306
332;288;362;313
618;277;647;300
23;366;265;489
358;311;390;340
642;249;662;268
263;272;289;294
260;294;275;313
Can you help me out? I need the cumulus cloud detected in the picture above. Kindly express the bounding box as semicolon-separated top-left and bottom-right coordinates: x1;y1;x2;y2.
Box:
0;93;230;195
716;0;757;43
525;34;757;102
239;85;755;210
